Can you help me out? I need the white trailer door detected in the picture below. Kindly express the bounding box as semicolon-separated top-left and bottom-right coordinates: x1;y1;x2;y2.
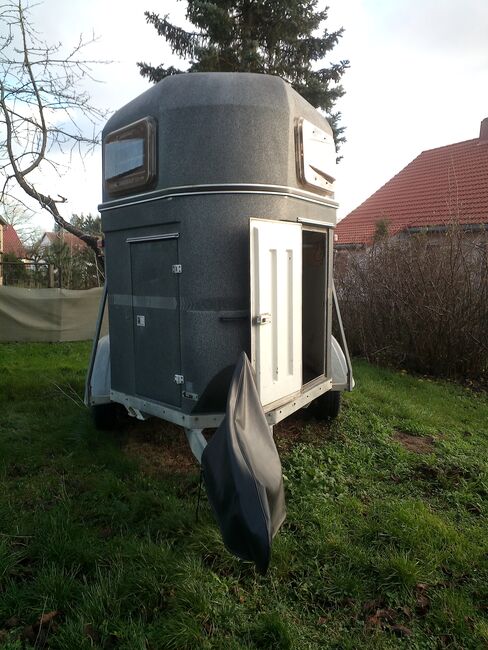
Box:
250;219;302;407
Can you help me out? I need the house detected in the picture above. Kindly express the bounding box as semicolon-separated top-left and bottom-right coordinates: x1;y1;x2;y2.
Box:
39;230;88;255
0;215;5;286
0;215;5;254
0;220;26;286
2;224;26;258
336;117;488;249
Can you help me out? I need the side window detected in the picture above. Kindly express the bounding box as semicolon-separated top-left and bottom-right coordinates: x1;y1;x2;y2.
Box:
104;117;156;196
296;118;336;195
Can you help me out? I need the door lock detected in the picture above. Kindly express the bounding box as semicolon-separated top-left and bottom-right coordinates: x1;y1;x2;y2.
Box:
255;313;272;325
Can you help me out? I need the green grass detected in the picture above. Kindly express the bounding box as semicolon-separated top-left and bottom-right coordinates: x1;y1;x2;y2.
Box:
0;343;487;649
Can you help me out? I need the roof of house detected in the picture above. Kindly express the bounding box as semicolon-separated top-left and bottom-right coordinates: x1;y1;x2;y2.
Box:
336;118;488;246
2;224;26;258
41;230;87;251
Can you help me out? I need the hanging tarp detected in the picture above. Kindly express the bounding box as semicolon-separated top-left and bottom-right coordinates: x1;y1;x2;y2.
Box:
202;352;286;574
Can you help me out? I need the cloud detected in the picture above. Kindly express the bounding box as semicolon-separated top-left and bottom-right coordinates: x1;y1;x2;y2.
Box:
374;0;488;55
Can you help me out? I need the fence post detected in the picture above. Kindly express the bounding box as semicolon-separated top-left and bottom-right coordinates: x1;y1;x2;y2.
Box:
48;264;54;288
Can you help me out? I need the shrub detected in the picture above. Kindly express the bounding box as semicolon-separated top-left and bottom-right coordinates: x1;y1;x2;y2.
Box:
335;226;488;382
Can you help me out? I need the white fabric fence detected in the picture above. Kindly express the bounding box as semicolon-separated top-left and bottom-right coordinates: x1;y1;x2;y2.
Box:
0;286;107;342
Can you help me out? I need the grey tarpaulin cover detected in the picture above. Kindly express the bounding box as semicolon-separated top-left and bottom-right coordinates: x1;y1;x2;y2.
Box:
202;352;286;574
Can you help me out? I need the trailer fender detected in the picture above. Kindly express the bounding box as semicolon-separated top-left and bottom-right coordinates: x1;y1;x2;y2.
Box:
90;335;111;405
331;335;354;391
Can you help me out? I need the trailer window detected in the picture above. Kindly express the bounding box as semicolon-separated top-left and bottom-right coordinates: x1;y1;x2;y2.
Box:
296;118;336;195
104;117;156;195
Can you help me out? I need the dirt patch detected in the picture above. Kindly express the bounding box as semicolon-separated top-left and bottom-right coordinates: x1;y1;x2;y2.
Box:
122;419;202;476
393;431;435;454
122;410;324;476
274;412;327;453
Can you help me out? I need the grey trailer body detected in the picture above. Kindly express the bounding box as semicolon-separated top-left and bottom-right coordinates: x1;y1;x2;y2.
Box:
87;72;352;434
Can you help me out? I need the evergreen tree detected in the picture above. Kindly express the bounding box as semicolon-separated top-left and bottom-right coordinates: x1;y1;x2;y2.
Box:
138;1;349;149
70;214;102;237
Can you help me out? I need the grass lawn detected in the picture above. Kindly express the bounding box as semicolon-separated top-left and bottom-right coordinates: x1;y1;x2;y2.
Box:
0;342;487;649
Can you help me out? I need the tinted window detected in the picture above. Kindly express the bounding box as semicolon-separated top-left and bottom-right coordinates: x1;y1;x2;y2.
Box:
105;138;144;180
104;117;156;196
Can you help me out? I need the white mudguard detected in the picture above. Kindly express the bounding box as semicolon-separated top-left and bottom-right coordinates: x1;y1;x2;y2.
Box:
331;335;354;390
89;335;111;405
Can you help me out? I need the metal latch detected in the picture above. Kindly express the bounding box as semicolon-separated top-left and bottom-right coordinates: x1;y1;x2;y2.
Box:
174;374;184;384
255;313;272;325
172;264;182;274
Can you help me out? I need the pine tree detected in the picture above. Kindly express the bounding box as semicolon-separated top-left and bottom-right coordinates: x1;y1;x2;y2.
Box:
138;1;349;150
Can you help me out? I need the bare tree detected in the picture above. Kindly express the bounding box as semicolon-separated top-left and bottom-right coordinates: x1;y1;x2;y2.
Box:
0;195;40;244
0;0;107;270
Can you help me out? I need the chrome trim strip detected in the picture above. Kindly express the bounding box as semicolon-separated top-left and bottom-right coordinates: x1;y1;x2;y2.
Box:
126;232;179;243
110;390;225;428
111;378;335;429
298;217;335;228
265;378;333;425
100;183;339;212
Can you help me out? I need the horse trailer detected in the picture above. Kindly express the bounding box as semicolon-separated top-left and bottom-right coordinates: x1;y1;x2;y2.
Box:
86;72;353;571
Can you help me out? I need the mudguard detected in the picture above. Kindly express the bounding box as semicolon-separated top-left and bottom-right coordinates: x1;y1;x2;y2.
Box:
331;335;354;390
202;352;286;574
88;335;111;405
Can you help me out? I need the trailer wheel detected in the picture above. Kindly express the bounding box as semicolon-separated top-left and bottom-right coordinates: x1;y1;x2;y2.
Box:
313;391;341;420
91;403;122;430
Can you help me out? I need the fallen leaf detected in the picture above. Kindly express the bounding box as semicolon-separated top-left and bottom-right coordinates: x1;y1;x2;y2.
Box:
21;625;36;643
367;608;396;628
391;624;412;637
84;624;100;643
415;593;430;615
3;616;20;629
362;600;381;614
378;608;396;623
439;633;453;647
38;610;59;626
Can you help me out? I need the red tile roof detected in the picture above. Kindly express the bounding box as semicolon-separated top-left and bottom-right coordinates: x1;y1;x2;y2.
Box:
2;224;26;258
336;121;488;246
42;231;87;251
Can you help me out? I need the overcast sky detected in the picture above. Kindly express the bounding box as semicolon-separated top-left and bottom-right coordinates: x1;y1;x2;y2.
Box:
21;0;488;230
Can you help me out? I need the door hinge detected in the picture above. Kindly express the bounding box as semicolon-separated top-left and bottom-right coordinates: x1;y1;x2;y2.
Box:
174;374;184;385
172;264;182;274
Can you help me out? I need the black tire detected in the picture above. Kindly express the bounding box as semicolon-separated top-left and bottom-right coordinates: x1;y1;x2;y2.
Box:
313;390;341;421
91;403;122;431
